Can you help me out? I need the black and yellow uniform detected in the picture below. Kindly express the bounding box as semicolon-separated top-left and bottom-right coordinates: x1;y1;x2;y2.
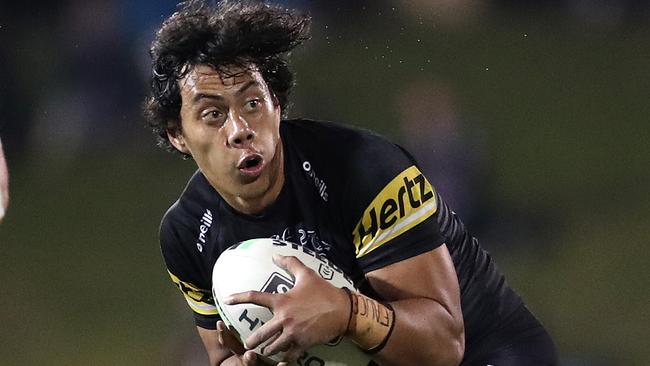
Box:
160;119;558;365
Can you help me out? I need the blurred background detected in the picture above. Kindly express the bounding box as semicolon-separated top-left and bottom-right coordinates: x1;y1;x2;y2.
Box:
0;0;648;365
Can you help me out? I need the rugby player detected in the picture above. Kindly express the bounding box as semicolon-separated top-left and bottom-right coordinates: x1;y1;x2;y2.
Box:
144;1;558;365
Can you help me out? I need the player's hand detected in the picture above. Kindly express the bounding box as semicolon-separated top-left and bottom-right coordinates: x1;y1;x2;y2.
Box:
217;321;287;366
225;254;351;362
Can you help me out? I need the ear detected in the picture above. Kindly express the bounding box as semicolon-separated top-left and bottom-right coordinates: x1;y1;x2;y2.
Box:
167;129;190;154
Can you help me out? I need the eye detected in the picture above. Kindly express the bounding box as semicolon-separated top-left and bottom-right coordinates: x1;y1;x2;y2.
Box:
201;109;226;125
244;98;261;111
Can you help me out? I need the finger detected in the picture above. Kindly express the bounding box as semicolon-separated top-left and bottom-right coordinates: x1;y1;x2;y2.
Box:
241;351;258;365
260;331;295;357
283;347;307;363
218;321;246;355
240;351;278;366
272;254;309;277
216;320;227;332
225;290;276;308
245;318;283;349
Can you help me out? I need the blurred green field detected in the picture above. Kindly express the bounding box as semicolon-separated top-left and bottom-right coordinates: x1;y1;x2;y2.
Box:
1;10;648;366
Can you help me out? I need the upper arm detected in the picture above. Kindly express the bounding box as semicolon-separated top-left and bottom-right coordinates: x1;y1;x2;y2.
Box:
340;134;444;272
160;210;221;328
366;244;463;329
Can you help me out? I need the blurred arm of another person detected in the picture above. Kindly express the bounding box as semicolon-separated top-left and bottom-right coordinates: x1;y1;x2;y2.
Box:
0;137;8;222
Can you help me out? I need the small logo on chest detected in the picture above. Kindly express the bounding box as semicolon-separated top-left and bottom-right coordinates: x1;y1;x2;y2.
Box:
302;161;328;202
196;209;213;253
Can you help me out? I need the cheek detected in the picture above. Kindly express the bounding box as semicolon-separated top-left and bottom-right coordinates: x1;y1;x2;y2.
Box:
187;132;227;166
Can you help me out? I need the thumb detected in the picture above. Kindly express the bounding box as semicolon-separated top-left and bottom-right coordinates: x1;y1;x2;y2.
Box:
217;320;246;355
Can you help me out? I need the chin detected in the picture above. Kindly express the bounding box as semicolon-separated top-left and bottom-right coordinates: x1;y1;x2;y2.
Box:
237;178;270;200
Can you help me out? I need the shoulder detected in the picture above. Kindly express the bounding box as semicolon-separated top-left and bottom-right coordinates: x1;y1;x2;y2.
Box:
281;118;387;144
160;170;216;253
281;118;411;169
280;118;424;194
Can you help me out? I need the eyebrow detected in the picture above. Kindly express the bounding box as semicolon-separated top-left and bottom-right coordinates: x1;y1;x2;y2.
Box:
192;80;260;104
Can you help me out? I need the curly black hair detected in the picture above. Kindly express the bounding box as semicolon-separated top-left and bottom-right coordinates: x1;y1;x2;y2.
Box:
143;0;311;156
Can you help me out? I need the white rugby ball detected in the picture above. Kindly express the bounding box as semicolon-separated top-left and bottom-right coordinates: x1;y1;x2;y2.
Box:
211;238;370;366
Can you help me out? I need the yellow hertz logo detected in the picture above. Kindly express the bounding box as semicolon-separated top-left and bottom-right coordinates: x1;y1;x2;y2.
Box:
353;166;437;258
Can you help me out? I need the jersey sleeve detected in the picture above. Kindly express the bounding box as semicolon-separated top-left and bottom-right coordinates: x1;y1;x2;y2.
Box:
342;133;445;273
160;206;220;329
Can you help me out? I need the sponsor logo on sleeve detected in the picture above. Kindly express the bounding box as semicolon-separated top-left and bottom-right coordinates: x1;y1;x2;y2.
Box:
352;165;437;258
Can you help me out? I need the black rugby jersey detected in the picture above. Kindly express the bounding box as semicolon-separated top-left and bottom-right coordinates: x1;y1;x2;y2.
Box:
159;119;538;361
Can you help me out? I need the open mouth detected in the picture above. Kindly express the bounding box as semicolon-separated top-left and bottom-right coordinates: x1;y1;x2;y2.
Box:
242;156;261;169
237;153;264;176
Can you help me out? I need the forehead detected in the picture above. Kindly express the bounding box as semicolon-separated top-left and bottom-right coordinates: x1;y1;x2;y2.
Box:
179;64;268;98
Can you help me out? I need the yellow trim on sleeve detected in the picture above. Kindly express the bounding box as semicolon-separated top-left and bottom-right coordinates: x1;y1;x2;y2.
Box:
168;270;219;316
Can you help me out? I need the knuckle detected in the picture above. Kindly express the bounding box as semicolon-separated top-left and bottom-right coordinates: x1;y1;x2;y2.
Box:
284;255;299;265
277;314;294;327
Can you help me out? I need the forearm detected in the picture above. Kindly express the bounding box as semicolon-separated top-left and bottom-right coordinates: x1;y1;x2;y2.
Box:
361;247;465;366
373;297;464;366
197;326;236;365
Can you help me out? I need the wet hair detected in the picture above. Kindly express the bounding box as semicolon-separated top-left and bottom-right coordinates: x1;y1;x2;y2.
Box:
143;0;311;156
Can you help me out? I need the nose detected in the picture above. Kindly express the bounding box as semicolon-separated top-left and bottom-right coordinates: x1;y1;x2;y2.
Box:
226;113;255;148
